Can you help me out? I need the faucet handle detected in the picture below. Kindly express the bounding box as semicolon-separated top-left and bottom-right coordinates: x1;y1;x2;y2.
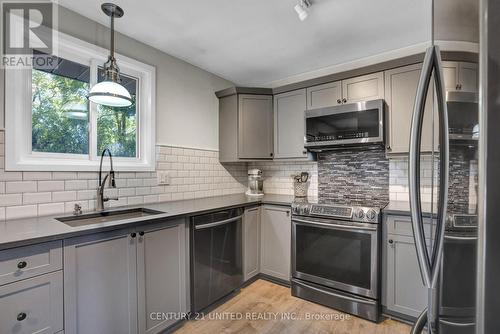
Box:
73;204;83;216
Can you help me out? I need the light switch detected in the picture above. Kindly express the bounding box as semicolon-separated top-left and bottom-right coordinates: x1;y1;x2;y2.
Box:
157;171;170;185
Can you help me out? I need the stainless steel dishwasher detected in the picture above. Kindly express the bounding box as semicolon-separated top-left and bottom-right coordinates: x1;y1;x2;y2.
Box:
190;207;243;313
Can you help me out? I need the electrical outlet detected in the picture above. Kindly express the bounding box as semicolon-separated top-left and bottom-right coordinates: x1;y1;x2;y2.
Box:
157;171;170;185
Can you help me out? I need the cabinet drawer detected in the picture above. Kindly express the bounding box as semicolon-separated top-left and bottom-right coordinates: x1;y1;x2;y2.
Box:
0;241;62;286
385;215;434;237
0;271;63;334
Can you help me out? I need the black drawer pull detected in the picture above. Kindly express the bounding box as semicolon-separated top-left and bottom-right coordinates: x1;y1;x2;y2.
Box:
17;261;27;269
130;232;136;238
139;231;144;236
17;312;27;321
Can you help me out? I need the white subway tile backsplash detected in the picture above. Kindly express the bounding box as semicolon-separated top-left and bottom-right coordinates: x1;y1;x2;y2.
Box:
38;202;65;216
23;192;52;204
65;180;88;190
0;194;22;206
23;172;52;180
6;205;37;220
38;180;65;192
6;181;37;193
52;191;77;202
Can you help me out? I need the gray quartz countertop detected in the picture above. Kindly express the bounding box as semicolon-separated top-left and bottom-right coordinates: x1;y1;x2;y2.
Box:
0;193;293;251
384;200;438;217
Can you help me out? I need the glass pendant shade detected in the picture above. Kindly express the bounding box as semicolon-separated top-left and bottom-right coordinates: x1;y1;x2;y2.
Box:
89;80;132;107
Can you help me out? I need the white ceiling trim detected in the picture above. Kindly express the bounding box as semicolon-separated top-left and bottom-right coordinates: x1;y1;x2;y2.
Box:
266;41;431;88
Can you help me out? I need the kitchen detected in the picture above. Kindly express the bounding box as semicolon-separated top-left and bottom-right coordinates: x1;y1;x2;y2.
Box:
0;0;497;334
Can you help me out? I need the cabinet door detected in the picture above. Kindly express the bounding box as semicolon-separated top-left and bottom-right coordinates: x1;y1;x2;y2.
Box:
341;72;384;104
274;89;308;159
243;207;260;281
458;62;478;92
238;94;273;159
64;229;137;334
442;61;459;91
0;271;63;334
219;94;239;162
385;234;428;318
260;206;291;282
384;64;437;153
137;220;187;334
306;81;342;109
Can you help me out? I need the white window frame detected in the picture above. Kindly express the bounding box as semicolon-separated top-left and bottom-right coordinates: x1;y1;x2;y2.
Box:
5;31;156;171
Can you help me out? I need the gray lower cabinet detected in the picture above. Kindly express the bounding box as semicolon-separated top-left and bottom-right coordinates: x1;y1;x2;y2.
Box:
0;271;63;334
273;89;308;159
243;207;260;281
260;205;291;282
385;234;428;318
137;222;187;334
64;228;138;334
64;219;187;334
383;214;432;319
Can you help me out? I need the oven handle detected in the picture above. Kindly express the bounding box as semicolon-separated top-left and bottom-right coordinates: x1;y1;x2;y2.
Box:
292;217;378;232
444;235;478;241
194;215;243;230
293;279;377;305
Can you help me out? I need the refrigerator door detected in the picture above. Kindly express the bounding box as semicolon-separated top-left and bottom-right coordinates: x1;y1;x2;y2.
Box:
409;1;480;333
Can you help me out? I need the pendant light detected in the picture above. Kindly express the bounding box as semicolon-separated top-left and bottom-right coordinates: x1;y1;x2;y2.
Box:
88;3;132;107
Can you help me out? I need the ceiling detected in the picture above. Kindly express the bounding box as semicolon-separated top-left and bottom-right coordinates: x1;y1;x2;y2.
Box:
59;0;432;86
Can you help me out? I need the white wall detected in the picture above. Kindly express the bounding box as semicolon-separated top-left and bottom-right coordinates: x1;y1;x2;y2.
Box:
0;5;233;151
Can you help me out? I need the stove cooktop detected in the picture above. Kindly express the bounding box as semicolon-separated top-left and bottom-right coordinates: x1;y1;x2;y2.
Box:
291;197;387;224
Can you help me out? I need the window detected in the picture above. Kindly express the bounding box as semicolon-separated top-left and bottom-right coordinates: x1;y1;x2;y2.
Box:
5;32;156;171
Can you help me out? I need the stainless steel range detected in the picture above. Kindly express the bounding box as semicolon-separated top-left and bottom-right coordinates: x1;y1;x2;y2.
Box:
291;200;383;322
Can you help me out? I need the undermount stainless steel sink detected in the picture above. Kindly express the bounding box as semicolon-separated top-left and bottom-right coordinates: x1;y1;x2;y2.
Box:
56;208;165;227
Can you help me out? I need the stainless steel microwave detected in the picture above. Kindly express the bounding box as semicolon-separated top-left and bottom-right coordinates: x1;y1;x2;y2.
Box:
305;99;385;150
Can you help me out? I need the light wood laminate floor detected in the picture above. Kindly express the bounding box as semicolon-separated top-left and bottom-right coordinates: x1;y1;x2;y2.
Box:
174;279;411;334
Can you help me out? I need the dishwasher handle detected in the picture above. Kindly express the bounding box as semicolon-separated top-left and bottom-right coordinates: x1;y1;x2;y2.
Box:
194;215;243;230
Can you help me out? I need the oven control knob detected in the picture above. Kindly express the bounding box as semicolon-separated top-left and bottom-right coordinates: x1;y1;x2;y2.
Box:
356;209;365;219
367;209;377;221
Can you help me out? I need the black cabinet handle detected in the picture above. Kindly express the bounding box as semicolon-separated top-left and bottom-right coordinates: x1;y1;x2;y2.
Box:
302;150;307;155
131;232;136;238
336;99;342;104
17;261;27;269
342;98;347;103
17;312;27;321
388;239;394;244
139;231;144;236
270;152;274;157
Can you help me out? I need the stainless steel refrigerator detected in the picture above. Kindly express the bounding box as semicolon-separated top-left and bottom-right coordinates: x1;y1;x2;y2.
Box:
408;0;484;333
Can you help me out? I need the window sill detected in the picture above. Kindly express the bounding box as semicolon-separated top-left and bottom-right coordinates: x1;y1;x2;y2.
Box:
5;157;156;172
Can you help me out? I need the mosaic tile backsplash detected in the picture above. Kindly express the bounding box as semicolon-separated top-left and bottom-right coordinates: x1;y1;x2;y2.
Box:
317;148;390;206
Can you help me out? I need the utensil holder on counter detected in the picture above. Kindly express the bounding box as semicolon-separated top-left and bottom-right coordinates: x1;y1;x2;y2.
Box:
293;179;309;198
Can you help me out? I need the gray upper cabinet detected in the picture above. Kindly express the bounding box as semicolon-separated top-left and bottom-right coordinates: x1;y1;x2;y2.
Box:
243;207;261;281
238;94;274;159
341;72;385;104
218;94;239;162
384;63;437;154
218;90;273;162
306;72;384;110
260;205;291;282
274;89;308;159
64;228;138;334
442;61;478;92
306;81;342;109
137;220;187;334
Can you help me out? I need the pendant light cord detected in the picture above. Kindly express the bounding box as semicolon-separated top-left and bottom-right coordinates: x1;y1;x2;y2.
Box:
110;13;115;61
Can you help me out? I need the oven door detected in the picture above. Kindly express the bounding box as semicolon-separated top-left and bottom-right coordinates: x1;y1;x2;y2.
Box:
292;216;379;299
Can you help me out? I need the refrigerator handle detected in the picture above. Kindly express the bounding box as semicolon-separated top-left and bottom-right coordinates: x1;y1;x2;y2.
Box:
409;46;434;288
429;46;449;287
